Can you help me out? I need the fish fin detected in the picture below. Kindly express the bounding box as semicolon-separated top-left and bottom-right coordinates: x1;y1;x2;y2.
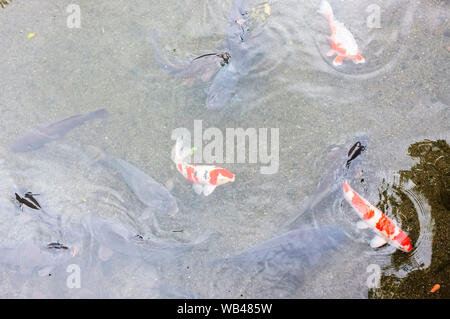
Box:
318;0;333;18
203;185;216;196
326;49;336;57
86;108;109;120
356;221;369;229
333;55;344;66
353;55;365;64
370;236;387;249
192;183;204;195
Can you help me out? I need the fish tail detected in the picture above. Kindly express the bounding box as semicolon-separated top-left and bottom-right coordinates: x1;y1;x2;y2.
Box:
86;108;109;120
318;0;334;18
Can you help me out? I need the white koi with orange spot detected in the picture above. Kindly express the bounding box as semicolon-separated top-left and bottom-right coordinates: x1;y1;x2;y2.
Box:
318;0;365;66
172;137;235;196
343;181;412;252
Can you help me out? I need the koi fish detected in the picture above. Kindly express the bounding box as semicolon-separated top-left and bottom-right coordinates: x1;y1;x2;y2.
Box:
343;181;412;252
172;137;235;196
11;108;108;153
318;0;365;66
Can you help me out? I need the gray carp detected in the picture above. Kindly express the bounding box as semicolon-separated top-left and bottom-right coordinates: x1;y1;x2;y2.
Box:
151;30;230;83
11;109;108;153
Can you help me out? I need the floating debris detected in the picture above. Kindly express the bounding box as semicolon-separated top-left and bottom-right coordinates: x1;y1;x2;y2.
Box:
430;284;440;293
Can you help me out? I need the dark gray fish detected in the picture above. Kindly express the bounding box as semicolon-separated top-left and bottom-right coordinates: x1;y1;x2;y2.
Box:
211;226;350;297
151;30;230;83
205;0;251;110
11;109;108;153
105;157;179;216
15;192;40;210
285;134;369;230
205;62;241;110
47;242;69;250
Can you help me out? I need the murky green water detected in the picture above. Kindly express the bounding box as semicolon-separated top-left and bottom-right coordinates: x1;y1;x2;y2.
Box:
0;0;448;298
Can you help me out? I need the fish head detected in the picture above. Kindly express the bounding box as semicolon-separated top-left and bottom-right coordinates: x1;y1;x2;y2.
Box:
392;231;412;252
210;168;235;186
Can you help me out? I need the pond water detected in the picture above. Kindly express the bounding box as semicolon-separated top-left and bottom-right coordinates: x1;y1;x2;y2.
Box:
0;0;448;298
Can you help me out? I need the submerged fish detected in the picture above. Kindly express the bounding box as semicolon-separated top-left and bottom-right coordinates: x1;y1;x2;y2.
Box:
343;181;412;252
0;241;74;274
286;134;369;230
172;137;235;196
11;109;108;153
15;192;41;210
211;226;350;296
86;216;209;258
226;0;251;59
318;0;365;66
105;157;179;215
151;30;230;83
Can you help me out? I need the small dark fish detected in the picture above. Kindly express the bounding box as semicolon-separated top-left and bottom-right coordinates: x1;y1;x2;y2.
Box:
192;52;231;66
47;242;69;250
346;141;366;168
227;0;250;46
15;192;41;210
11;108;108;153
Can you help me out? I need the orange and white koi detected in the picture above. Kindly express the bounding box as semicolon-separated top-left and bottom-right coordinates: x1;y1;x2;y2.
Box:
318;0;365;66
343;181;412;252
172;137;235;196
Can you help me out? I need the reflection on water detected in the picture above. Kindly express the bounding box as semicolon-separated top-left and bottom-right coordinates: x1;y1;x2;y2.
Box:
370;140;449;298
0;0;448;298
